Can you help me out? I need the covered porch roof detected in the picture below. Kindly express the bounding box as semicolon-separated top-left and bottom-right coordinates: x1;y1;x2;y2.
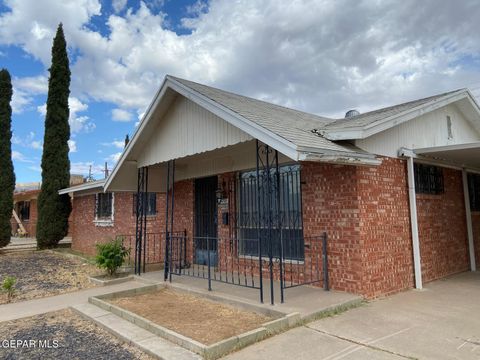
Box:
413;142;480;171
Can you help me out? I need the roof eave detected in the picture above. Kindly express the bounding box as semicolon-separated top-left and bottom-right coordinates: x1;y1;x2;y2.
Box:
298;149;381;166
58;180;105;195
321;90;470;141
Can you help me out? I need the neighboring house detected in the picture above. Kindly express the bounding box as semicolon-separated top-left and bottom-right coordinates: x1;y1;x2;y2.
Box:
64;179;165;268
60;75;480;301
12;175;84;238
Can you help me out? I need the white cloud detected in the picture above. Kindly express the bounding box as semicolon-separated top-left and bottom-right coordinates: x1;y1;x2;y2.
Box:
12;132;42;150
2;0;480;121
12;150;33;163
112;0;128;13
106;152;122;164
14;75;48;95
70;162;104;177
68;139;77;153
28;165;41;172
101;139;125;149
37;97;96;133
31;140;42;150
111;108;132;122
11;88;32;114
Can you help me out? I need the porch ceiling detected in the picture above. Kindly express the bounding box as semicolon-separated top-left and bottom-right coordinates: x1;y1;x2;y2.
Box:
414;142;480;169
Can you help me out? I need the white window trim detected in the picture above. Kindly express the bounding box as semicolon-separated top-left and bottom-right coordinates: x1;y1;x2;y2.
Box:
94;192;115;227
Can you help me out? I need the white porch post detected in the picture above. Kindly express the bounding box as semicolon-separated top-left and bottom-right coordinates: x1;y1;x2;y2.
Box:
462;169;477;271
406;156;423;289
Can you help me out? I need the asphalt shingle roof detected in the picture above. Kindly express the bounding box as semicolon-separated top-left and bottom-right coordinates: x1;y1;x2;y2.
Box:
170;76;359;154
323;89;465;130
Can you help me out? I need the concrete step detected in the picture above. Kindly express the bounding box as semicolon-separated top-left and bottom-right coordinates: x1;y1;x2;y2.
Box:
71;303;201;360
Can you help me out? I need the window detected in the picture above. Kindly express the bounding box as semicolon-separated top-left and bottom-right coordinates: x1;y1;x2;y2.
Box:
237;164;304;260
133;192;157;216
468;173;480;211
95;192;113;219
17;201;30;221
414;164;444;194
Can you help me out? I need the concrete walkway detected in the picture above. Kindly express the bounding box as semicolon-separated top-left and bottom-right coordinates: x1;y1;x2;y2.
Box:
1;237;71;253
225;271;480;360
0;280;146;322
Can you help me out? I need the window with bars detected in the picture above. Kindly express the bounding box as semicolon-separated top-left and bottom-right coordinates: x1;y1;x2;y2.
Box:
95;193;113;219
237;164;304;260
414;163;444;194
133;192;157;216
468;173;480;211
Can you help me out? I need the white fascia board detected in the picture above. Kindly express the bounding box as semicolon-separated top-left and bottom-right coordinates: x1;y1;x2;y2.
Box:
298;150;381;166
58;180;105;195
322;90;468;141
414;142;480;155
167;79;299;161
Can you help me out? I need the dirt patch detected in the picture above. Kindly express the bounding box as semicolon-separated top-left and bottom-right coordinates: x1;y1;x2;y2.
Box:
0;250;101;304
110;288;271;345
0;309;153;359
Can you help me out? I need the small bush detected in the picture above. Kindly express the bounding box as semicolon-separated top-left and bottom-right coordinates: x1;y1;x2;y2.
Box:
2;276;16;302
95;238;130;277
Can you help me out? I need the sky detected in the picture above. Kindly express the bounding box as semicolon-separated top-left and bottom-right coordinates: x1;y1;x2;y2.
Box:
1;0;480;183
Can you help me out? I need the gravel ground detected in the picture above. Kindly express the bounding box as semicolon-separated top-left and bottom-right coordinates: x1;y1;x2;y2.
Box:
0;309;153;360
0;250;101;304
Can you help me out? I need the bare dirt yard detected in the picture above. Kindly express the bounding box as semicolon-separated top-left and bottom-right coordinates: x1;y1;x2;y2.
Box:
0;309;153;359
0;250;101;304
110;288;271;345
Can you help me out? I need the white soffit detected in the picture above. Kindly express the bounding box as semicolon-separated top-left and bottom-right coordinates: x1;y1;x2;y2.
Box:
414;142;480;169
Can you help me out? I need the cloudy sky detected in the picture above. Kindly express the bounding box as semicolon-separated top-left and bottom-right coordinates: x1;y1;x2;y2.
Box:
1;0;480;182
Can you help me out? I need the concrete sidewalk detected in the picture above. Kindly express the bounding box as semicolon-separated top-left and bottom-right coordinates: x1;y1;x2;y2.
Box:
0;280;146;322
225;271;480;360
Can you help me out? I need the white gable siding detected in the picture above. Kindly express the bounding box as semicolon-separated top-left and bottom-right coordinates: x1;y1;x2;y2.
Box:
355;104;480;157
137;96;253;168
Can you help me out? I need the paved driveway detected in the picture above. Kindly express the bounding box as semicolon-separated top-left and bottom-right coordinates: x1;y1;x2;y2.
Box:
226;271;480;360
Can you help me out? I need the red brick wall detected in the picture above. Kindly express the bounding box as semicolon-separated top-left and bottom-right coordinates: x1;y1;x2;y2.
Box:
357;158;414;298
71;192;166;264
301;162;362;294
416;168;470;283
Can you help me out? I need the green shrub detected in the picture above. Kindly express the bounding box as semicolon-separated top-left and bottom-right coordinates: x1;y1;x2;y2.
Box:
2;276;16;302
95;238;130;277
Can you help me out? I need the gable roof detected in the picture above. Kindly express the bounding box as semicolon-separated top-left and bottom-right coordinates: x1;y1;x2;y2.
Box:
168;76;364;155
103;75;380;192
318;89;480;140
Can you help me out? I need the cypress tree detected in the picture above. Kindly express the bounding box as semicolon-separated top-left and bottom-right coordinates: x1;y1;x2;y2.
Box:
37;24;72;249
0;69;15;248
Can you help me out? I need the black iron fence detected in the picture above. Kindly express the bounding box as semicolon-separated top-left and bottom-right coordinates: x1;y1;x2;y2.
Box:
116;232;164;271
167;231;329;303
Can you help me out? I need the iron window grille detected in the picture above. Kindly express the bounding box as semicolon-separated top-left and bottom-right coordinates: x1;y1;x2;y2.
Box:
95;192;113;219
237;164;304;260
414;163;444;194
133;192;157;216
468;173;480;211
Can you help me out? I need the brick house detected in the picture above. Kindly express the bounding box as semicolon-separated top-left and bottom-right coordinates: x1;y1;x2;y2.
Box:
61;76;480;302
11;175;83;238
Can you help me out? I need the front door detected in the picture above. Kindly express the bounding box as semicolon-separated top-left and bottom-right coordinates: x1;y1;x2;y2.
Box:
194;176;218;265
